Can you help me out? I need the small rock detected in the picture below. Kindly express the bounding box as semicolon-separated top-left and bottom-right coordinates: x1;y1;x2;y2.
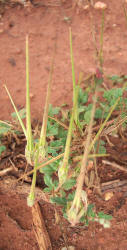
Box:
83;4;89;10
30;93;34;99
104;191;113;201
0;29;4;34
9;21;15;28
94;1;107;10
61;246;75;250
118;52;122;56
15;48;22;55
8;58;16;66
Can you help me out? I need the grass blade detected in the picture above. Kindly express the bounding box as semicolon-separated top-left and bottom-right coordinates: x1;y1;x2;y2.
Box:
38;45;56;162
99;10;104;68
25;36;34;165
4;85;27;137
69;27;78;124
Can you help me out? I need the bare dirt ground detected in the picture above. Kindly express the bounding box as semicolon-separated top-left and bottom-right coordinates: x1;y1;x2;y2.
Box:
1;0;127;249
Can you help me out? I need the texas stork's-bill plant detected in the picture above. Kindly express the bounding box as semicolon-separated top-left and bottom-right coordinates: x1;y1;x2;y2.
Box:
4;27;119;228
5;35;55;207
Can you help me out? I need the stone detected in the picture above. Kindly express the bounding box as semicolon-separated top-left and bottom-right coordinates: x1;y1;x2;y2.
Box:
94;1;107;10
104;191;113;201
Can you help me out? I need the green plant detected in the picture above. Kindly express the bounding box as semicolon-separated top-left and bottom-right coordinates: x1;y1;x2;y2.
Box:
0;121;11;154
4;29;118;228
5;35;56;207
0;111;25;155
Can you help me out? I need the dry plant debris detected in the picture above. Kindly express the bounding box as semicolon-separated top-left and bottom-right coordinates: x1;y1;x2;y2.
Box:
32;202;52;250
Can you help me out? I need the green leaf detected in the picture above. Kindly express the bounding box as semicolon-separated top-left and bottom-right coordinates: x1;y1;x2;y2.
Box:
62;178;76;190
87;204;96;218
95;108;103;119
43;187;52;192
47;124;58;136
84;110;92;124
60;190;66;197
117;78;124;83
94;140;106;154
103;88;123;103
85;218;89;226
47;147;58;157
87;103;93;110
49;159;61;170
57;127;67;144
0;122;11;135
78;106;86;113
40;165;56;175
44;174;54;188
100;140;105;145
94;76;103;86
53;179;59;188
67;191;75;201
108;75;124;83
78;88;88;105
97;212;112;220
0;127;10;135
48;104;60;116
50;196;67;206
109;75;120;81
49;139;64;147
48;139;65;156
80;215;86;223
0;145;6;154
11;108;26;120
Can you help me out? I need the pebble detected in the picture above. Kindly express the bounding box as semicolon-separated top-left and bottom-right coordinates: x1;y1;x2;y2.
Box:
83;5;89;10
112;23;117;27
61;246;75;250
30;93;34;99
8;58;16;66
15;48;22;55
94;1;107;10
0;29;4;34
104;191;114;201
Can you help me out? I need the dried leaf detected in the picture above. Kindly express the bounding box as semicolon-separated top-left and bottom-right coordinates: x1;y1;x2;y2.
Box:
32;202;52;250
89;170;95;186
84;175;89;186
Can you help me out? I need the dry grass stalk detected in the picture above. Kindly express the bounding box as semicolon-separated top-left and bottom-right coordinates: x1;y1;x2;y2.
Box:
32;202;52;250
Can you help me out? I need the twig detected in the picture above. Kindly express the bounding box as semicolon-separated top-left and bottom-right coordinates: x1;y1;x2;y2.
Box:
0;167;14;176
17;153;64;182
102;160;127;173
0;159;18;176
101;179;127;192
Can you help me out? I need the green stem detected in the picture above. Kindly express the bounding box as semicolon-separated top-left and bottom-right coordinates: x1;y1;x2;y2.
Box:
26;35;33;153
58;110;74;185
99;10;104;68
39;50;55;149
27;150;39;207
89;97;120;152
69;27;77;124
73;85;98;209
